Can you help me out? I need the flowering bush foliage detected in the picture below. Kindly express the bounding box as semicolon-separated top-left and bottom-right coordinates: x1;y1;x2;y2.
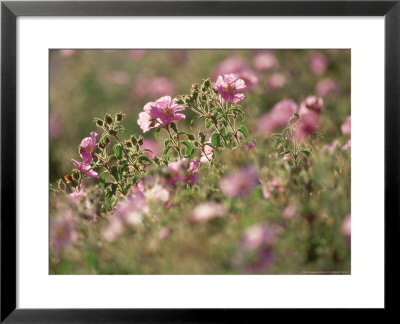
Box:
50;50;350;274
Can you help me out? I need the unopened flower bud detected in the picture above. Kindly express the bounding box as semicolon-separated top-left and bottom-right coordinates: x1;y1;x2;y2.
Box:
58;179;66;191
104;136;110;144
105;114;113;125
138;137;144;146
131;135;137;145
126;140;132;148
72;170;81;181
95;119;103;127
187;133;195;141
176;97;185;105
116;112;125;122
109;129;117;136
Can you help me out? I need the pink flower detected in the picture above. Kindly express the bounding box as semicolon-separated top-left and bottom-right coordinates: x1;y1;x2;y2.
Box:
50;210;78;252
148;96;185;127
293;110;320;143
257;99;298;136
341;116;351;136
79;132;98;164
342;213;351;246
191;202;226;223
315;78;340;97
245;142;256;151
308;52;329;75
321;140;341;155
282;205;296;220
102;218;124;242
237;69;259;88
144;184;170;205
184;160;200;184
214;74;247;104
200;142;214;163
59;49;77;58
165;158;185;185
299;95;324;113
267;73;286;90
137;102;161;133
214;55;247;76
71;159;99;179
220;167;259;198
241;223;279;252
67;187;85;204
132;76;175;101
342;139;351;151
141;139;160;159
253;51;278;72
262;178;285;199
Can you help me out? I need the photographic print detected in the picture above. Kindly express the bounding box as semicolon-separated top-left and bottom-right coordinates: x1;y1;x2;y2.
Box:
49;49;351;274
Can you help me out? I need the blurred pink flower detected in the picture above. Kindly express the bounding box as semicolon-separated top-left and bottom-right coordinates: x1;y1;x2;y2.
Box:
59;49;77;58
50;112;63;139
253;51;278;72
293;110;320;143
299;95;324;114
241;223;279;251
315;78;340;97
191;202;226;223
341;116;351;136
68;187;85;204
308;52;329;75
133;77;175;101
245;142;256;151
342;213;351;245
342;139;351;151
128;49;147;60
200;142;214;163
214;55;247;76
50;210;78;252
262;178;285;199
321;140;341;155
282;205;296;220
107;71;130;85
267;73;286;90
144;184;170;205
141;139;160;159
214;74;246;104
158;227;170;241
71;159;99;179
148;96;185;127
165;158;199;185
79;132;98;164
184;160;200;184
220;167;259;198
137;102;161;133
257;99;298;136
237;69;259;88
102;218;124;242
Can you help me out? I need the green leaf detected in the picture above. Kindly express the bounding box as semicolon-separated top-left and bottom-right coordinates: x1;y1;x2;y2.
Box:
300;149;312;156
211;132;221;147
205;119;211;129
110;166;119;181
155;127;161;138
190;116;199;127
181;140;193;151
100;172;106;191
273;138;282;149
238;125;249;140
142;148;153;153
163;145;172;155
138;154;151;163
113;144;123;159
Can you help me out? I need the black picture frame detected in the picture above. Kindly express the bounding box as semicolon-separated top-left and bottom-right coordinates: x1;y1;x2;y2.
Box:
1;0;399;322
